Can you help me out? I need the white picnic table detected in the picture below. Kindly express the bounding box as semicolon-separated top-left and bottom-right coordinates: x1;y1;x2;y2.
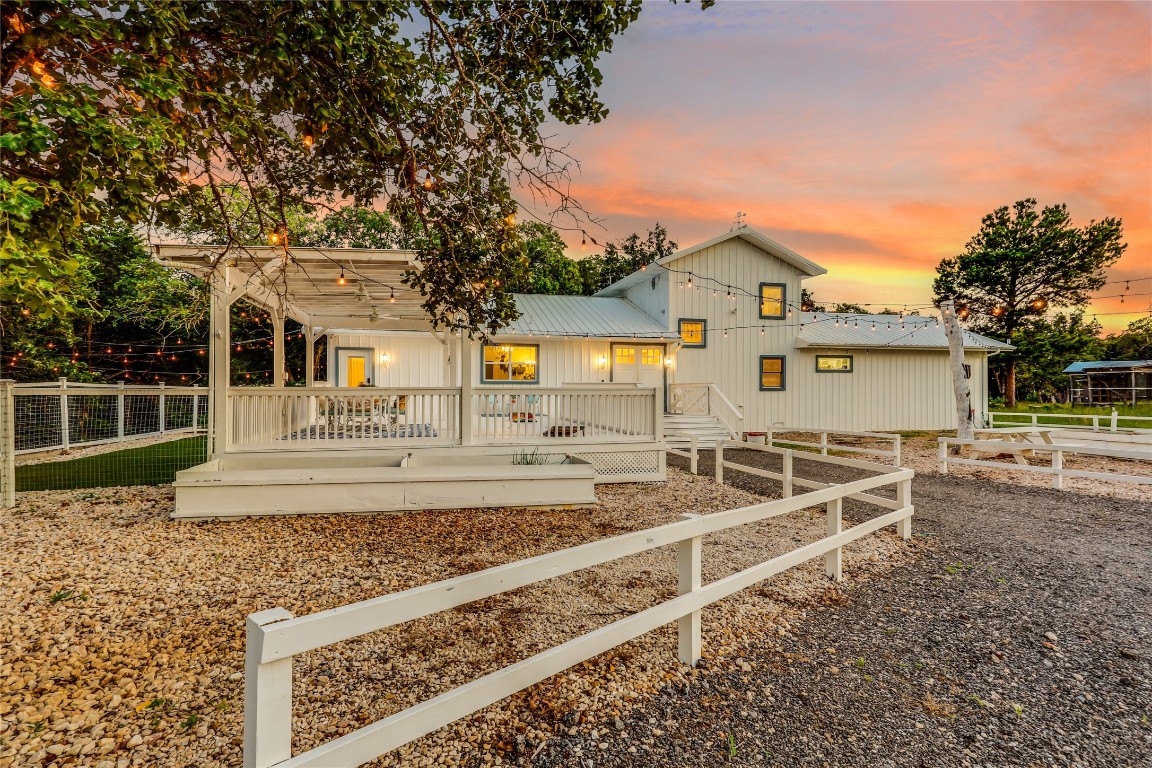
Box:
968;427;1082;465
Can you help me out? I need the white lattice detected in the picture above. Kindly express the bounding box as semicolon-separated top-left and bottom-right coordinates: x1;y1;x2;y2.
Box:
575;450;661;478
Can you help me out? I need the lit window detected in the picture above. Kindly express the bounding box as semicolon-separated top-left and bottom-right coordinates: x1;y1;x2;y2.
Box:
678;318;706;347
614;347;635;366
816;355;853;373
483;344;538;383
759;283;786;319
759;355;786;390
641;348;662;366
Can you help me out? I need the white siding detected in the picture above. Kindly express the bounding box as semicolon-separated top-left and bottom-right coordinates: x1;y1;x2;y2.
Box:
327;332;449;387
623;272;670;327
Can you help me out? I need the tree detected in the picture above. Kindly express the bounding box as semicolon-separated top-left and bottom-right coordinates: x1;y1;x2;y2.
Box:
933;199;1126;406
577;224;678;294
508;222;583;296
800;288;825;312
1;1;657;334
1105;316;1152;360
998;311;1104;402
832;303;868;314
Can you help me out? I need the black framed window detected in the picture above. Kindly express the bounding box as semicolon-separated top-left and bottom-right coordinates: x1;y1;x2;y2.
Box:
759;283;786;319
678;318;707;348
759;355;786;390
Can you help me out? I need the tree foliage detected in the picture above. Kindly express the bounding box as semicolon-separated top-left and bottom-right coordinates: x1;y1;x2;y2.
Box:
992;311;1104;402
1104;316;1152;361
507;222;584;296
575;224;678;294
933;198;1126;404
1;0;653;334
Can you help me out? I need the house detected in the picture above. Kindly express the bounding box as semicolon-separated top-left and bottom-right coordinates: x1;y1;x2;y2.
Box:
155;226;1007;516
1063;360;1152;406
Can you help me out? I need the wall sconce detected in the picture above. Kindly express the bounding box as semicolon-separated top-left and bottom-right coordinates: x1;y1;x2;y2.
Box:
380;352;391;365
597;354;608;369
664;356;674;367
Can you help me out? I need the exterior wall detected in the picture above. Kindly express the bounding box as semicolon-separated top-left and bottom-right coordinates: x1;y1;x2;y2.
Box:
664;237;808;429
622;273;670;327
327;331;449;387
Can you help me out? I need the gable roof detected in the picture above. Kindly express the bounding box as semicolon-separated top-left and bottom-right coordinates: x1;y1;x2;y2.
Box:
498;293;676;340
595;227;827;297
796;312;1014;351
1063;360;1152;374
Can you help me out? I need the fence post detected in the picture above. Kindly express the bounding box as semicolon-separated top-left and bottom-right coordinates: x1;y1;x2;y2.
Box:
677;535;702;666
116;381;125;442
825;497;843;581
1;380;15;508
765;426;773;448
158;382;167;435
782;449;793;498
58;377;70;451
820;431;828;456
896;477;913;540
689;434;698;475
243;608;295;768
192;392;200;432
1110;409;1118;433
938;440;949;474
714;439;724;486
893;434;902;467
1051;450;1063;490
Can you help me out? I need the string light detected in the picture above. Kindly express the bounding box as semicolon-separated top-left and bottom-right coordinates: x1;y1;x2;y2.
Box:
302;134;314;148
337;267;346;286
389;287;396;304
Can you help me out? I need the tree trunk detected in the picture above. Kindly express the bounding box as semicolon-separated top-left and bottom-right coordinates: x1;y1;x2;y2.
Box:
940;300;974;440
1005;358;1017;408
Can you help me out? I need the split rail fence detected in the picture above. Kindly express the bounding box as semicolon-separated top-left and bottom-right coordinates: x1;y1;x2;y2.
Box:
243;455;914;768
989;410;1152;433
937;437;1152;490
757;427;902;466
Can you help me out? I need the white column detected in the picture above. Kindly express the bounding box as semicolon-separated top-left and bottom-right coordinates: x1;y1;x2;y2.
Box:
272;310;285;388
304;326;315;387
459;336;473;446
208;269;232;460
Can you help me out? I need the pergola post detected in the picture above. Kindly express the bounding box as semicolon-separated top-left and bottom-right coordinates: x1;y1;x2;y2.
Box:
272;309;285;388
208;268;234;460
304;326;315;387
459;335;473;446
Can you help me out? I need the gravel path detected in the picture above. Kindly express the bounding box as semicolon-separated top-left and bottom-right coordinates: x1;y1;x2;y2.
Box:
538;450;1151;767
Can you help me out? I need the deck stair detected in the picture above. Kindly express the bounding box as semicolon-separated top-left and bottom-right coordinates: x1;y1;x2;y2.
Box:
664;413;734;446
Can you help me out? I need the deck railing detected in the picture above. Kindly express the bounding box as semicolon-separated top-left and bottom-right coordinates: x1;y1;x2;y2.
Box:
226;385;660;451
242;458;913;768
669;382;743;438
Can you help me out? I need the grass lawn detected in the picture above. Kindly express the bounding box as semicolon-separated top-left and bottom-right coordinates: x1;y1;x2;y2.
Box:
991;401;1152;429
16;436;207;491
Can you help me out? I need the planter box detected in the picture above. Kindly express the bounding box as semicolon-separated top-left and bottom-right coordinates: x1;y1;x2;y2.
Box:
172;452;596;520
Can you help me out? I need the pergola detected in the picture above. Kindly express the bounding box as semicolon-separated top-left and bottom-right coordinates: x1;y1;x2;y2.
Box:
155;244;450;456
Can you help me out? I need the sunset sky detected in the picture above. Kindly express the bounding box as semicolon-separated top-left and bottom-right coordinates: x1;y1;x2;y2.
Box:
536;1;1151;334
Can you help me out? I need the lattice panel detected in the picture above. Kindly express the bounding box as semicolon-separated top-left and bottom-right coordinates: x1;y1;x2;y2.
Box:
575;450;661;477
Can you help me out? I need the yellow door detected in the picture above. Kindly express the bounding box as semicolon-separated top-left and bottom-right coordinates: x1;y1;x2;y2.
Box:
346;356;366;388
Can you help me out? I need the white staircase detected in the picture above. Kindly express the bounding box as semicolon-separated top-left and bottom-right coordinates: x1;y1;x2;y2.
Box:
664;413;734;446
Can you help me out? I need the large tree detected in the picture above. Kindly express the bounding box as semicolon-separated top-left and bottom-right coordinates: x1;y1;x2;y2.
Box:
933;199;1126;406
997;311;1105;403
1;1;658;334
576;224;678;294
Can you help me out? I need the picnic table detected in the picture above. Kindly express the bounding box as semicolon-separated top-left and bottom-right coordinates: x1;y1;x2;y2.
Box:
969;427;1082;464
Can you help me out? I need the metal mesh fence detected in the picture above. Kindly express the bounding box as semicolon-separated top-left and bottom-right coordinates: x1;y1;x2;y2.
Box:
10;382;209;492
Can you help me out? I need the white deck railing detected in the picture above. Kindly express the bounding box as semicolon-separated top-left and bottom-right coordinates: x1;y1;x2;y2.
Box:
669;382;743;438
226;385;661;451
242;460;914;768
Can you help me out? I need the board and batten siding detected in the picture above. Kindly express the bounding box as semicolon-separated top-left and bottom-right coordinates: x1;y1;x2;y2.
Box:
661;237;809;430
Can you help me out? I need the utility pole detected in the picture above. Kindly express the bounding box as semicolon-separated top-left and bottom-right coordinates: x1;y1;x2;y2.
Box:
940;299;974;441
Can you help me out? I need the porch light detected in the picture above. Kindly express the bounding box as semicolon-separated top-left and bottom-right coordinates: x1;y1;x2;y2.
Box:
380;353;391;365
664;356;673;367
597;354;608;368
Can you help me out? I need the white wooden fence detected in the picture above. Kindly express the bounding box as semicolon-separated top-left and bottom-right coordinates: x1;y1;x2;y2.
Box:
243;462;914;767
758;427;902;467
669;382;743;438
937;437;1152;490
989;410;1152;433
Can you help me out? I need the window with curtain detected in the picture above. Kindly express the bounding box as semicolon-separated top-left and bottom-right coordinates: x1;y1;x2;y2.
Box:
482;344;539;382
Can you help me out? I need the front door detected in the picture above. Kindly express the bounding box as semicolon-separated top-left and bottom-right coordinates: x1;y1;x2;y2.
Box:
336;348;374;387
612;344;666;404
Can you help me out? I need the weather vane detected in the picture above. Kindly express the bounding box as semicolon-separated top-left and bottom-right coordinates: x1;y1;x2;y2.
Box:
732;211;747;230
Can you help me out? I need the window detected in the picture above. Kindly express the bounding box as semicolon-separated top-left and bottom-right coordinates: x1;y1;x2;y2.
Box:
816;355;853;373
614;347;635;366
759;283;786;319
483;344;538;383
641;348;663;366
678;318;706;348
759;355;786;390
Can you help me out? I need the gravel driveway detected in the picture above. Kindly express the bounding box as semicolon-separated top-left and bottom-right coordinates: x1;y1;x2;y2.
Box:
539;450;1152;768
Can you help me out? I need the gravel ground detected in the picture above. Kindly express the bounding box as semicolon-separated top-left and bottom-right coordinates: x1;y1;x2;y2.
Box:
536;448;1151;767
0;470;911;768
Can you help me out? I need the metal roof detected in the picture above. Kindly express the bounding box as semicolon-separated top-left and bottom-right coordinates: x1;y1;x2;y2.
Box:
498;294;675;340
595;227;827;297
795;313;1014;351
1063;360;1152;374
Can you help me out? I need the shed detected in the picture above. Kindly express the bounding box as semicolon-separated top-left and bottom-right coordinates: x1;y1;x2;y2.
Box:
1062;360;1152;406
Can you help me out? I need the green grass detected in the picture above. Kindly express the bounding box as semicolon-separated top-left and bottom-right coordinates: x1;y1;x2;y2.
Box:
16;436;207;491
991;402;1152;430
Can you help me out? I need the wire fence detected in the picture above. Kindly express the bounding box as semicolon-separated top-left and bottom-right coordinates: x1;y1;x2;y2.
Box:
3;379;209;496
